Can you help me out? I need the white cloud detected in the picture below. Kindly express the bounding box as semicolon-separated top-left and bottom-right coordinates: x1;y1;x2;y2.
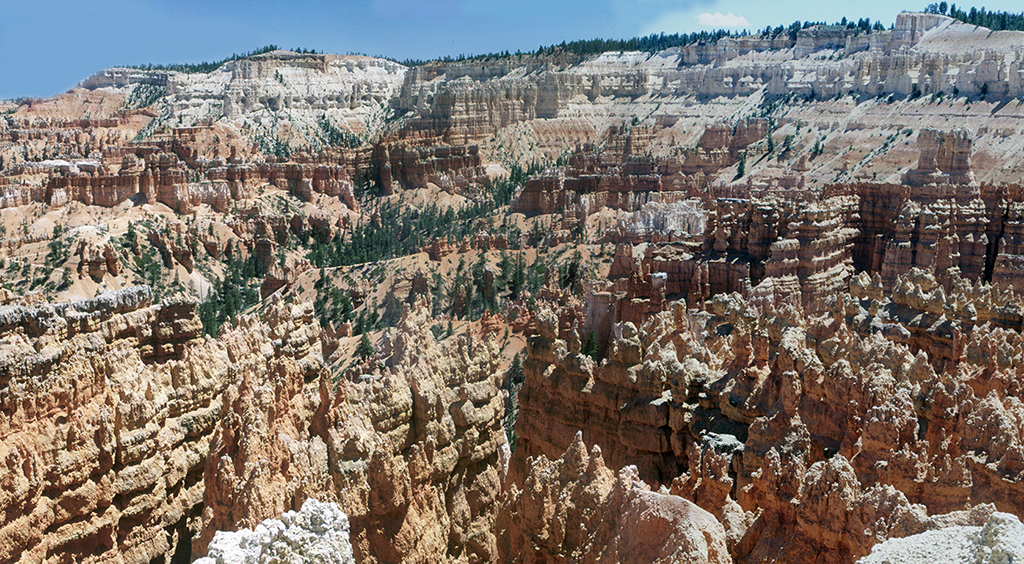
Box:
641;9;751;35
696;11;750;27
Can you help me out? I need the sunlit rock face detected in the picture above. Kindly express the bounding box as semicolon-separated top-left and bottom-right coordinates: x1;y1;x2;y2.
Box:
4;10;1024;564
195;499;354;564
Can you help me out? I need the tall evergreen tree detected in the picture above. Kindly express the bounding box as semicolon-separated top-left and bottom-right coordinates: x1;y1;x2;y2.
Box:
356;333;374;360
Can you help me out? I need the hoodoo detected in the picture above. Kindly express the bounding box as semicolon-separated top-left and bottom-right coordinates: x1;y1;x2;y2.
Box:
3;7;1024;563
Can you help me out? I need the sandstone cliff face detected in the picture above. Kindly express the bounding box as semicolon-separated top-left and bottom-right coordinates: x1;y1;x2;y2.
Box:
508;119;769;218
596;192;858;326
191;296;330;555
903;127;977;188
7;12;1024;214
321;300;507;563
0;287;214;563
499;432;731;564
80;52;406;148
74;240;121;281
376;142;488;193
6;12;1024;564
15;136;485;217
513;268;1024;562
194;296;508;563
0;288;509;564
510;144;709;218
397;15;1024;148
581;140;1024;329
38;151;364;214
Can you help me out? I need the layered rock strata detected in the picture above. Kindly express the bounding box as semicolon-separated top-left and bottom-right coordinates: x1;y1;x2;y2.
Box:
79;52;406;143
4;140;483;215
596;176;1024;332
197;296;507;563
599;193;858;328
0;289;506;564
399;13;1024;145
375;142;488;193
38;153;363;214
0;287;215;563
902;127;977;188
510;121;768;217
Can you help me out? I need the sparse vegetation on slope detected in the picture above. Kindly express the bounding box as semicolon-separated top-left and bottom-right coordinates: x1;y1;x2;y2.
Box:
925;3;1024;31
122;44;322;74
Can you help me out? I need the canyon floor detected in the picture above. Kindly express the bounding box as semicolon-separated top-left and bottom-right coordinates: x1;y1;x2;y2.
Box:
2;10;1024;564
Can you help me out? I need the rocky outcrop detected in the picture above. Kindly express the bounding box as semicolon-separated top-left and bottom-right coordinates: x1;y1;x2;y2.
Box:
197;297;507;563
47;168;144;208
614;200;707;243
196;499;354;564
511;154;692;217
191;297;330;557
28;139;487;215
0;288;331;564
0;287;216;563
74;240;122;281
148;226;195;272
887;12;949;50
858;510;1024;564
395;63;549;144
324;300;507;563
42;152;366;213
7;12;1024;564
875;196;988;285
0;287;508;564
599;194;858;324
376;142;488;193
398;16;1023;148
0;182;46;209
847;268;1024;367
902;127;977;188
80;52;406;147
498;432;731;564
510;121;768;217
514;271;1024;562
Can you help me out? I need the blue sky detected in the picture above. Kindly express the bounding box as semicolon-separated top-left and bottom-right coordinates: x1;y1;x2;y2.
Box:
2;0;1022;99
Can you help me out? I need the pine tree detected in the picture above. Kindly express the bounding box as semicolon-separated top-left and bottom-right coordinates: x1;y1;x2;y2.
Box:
734;154;746;181
497;250;512;294
509;353;524;385
581;330;600;361
812;137;824;158
356;333;374;360
509;252;526;300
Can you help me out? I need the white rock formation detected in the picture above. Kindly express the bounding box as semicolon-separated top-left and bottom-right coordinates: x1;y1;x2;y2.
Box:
397;12;1024;130
623;200;707;239
74;13;1024;157
858;512;1024;564
195;499;354;564
80;51;406;148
